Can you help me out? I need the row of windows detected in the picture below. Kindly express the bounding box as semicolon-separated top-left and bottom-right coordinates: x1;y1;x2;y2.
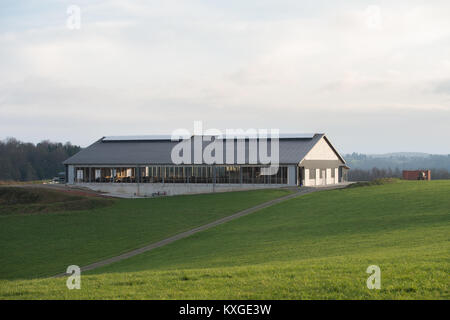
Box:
74;166;288;184
308;168;337;179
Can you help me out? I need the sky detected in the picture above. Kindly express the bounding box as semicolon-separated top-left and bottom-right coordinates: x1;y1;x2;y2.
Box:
0;0;449;154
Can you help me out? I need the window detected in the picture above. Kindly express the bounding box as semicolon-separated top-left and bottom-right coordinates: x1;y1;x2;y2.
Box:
76;169;84;182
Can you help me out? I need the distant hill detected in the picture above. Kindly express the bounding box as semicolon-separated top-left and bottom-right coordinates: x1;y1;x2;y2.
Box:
344;152;450;171
367;152;432;158
344;152;450;181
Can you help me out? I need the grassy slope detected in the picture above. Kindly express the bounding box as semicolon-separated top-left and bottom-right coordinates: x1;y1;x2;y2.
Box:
0;188;291;280
1;181;449;299
0;187;112;215
89;180;450;274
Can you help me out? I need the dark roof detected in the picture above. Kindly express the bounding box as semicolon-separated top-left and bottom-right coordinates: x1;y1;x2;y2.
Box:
63;134;340;165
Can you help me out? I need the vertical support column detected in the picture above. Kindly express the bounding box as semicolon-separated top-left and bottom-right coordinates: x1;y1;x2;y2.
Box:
297;167;302;186
136;166;140;196
251;167;255;184
212;166;216;192
136;166;140;183
287;166;296;186
67;165;75;184
239;166;243;185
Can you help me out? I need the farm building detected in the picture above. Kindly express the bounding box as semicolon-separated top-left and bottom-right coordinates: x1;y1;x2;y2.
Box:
403;170;431;180
63;133;349;196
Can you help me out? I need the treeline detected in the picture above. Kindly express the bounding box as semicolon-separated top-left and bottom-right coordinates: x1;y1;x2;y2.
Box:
348;167;450;181
344;152;450;171
0;138;81;181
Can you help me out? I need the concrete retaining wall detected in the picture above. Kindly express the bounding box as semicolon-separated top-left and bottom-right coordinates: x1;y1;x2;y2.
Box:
77;182;289;197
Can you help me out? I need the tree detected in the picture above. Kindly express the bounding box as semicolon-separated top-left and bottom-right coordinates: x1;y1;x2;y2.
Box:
0;138;81;181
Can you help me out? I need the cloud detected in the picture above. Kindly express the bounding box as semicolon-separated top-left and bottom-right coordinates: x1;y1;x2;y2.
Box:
0;0;449;152
434;79;450;95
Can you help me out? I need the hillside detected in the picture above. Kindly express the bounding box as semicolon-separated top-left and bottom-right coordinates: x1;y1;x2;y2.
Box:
0;187;112;215
0;188;291;279
0;180;448;299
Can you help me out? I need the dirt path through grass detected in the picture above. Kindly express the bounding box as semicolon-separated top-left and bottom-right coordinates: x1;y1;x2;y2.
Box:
53;186;344;277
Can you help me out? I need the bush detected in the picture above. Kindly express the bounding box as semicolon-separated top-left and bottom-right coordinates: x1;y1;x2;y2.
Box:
346;178;400;188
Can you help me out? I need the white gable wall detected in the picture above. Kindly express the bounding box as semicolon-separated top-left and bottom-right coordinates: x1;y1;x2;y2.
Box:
302;137;343;186
304;138;339;161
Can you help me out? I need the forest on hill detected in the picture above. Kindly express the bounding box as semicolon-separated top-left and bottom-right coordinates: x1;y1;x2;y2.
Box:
0;138;81;181
344;152;450;181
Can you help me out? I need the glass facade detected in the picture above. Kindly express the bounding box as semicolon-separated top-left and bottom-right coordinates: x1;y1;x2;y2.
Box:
74;165;288;184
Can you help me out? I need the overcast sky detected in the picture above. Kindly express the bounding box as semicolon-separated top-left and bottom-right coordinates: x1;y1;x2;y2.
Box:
1;0;449;153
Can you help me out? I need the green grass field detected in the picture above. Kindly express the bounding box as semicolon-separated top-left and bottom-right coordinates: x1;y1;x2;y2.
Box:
0;188;291;280
0;181;448;299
